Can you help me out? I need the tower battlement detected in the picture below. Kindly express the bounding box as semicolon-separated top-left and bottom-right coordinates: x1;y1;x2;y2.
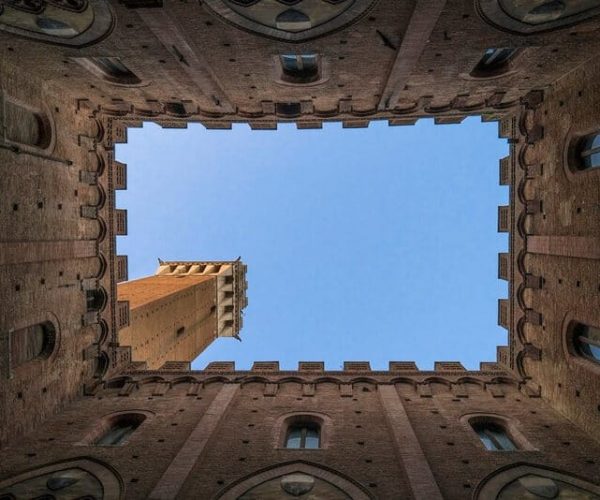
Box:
156;260;248;338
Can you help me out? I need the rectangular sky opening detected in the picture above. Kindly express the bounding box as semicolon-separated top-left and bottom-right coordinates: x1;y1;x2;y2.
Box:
116;117;508;370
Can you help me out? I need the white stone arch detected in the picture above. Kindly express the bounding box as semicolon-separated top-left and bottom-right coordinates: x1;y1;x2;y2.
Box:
0;457;123;499
215;461;373;500
476;463;600;500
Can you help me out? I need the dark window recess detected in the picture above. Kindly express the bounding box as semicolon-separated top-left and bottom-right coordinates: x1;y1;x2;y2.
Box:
285;423;320;449
95;414;146;445
176;326;185;336
4;101;51;148
576;134;600;171
165;102;188;116
10;322;56;367
276;102;302;118
472;421;517;451
86;288;107;312
280;54;319;84
95;352;109;378
120;0;163;9
573;323;600;363
86;57;141;85
471;48;517;77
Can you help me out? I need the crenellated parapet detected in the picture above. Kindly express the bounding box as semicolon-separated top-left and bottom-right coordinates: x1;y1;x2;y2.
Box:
155;260;248;338
91;358;536;401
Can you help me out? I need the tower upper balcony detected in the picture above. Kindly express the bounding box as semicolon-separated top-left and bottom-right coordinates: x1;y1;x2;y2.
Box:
155;260;248;339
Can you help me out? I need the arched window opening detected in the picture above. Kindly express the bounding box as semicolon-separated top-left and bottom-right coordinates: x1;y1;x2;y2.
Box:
94;351;110;379
10;322;56;368
472;421;517;451
285;422;320;449
3;101;51;149
77;57;141;85
470;48;517;78
94;413;145;446
86;288;107;312
280;54;320;84
572;322;600;363
574;134;600;171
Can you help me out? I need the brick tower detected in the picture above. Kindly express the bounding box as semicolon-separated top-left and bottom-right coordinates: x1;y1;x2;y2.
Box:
117;260;248;369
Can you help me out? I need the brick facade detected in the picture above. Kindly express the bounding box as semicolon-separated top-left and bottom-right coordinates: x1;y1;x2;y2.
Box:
1;0;600;497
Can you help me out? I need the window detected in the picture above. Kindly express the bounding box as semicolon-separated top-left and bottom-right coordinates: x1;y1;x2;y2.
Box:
472;421;517;451
285;423;320;449
86;288;107;312
471;48;517;78
10;322;56;368
3;100;51;149
76;57;141;85
573;322;600;363
575;134;600;171
280;54;319;84
95;413;146;446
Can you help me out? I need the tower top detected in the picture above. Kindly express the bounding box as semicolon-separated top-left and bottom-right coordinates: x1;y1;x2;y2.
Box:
155;260;248;338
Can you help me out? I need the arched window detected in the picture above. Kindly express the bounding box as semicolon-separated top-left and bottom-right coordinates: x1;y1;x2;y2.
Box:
76;57;141;85
285;422;320;449
471;48;517;78
574;134;600;171
471;421;517;451
86;288;107;312
572;322;600;363
10;322;56;368
94;413;146;446
3;100;51;149
280;54;319;84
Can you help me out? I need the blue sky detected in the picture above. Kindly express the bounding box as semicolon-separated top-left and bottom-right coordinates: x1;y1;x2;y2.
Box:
116;118;508;371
